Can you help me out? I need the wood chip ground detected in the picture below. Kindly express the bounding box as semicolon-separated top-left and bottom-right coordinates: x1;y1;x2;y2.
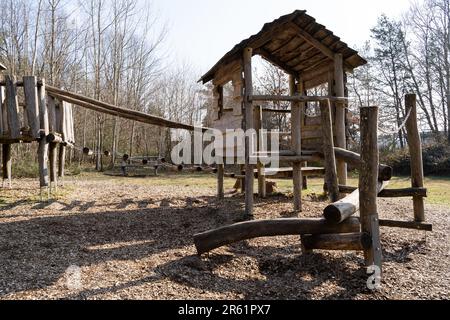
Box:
0;176;448;300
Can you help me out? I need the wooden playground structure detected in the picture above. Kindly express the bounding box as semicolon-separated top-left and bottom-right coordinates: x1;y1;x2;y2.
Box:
0;10;433;284
194;10;432;276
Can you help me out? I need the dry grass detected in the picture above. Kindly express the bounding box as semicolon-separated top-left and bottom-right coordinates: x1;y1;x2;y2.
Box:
0;173;448;300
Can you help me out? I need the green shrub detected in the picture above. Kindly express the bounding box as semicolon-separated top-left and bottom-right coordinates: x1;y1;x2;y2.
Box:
382;143;450;176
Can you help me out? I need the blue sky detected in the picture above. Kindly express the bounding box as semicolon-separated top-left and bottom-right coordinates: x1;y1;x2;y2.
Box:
150;0;416;74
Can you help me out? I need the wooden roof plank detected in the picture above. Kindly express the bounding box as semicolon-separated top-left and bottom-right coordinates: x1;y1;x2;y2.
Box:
200;10;367;84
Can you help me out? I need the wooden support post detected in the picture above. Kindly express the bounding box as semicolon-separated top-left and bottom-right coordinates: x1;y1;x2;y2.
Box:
23;76;41;139
405;94;425;222
0;82;5;135
359;106;382;271
217;164;224;199
5;76;20;139
320;100;339;202
37;79;49;192
243;47;254;217
290;75;302;212
2;143;11;188
58;144;66;187
334;54;347;185
49;142;58;192
254;105;266;198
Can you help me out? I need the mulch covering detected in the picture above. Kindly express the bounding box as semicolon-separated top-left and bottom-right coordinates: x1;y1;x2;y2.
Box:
0;177;448;300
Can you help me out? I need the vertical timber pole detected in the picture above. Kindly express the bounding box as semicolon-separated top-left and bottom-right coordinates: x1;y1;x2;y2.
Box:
359;106;382;272
2;144;11;189
243;47;254;217
38;79;49;199
58;144;66;187
334;53;347;186
320;100;339;202
217;163;224;199
49;142;58;193
254;105;266;198
290;75;302;213
405;94;425;222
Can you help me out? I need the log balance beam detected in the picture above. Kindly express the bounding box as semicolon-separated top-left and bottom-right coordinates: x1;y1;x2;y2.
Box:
194;217;361;255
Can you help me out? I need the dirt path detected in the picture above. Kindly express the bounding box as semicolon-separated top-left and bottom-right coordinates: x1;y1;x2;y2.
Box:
0;176;448;300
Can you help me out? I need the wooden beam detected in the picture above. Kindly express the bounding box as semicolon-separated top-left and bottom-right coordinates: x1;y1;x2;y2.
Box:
326;184;428;198
49;142;58;192
359;106;382;270
379;219;432;231
262;108;291;114
290;75;302;212
334;53;347;185
194;217;362;255
46;86;205;132
58;144;66;186
320;100;339;202
243;47;255;217
301;233;372;251
405;94;425;222
255;47;299;76
0;83;6;135
250;95;348;103
2;144;12;188
254;105;266;198
217;164;224;199
37;79;49;189
5;76;21;139
23;76;41;139
314;147;392;181
287;22;353;70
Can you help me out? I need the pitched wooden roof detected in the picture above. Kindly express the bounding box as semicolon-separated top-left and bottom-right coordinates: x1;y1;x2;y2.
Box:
200;10;367;87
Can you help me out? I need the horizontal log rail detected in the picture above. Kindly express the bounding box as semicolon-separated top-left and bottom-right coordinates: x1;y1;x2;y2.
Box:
45;86;207;132
313;147;393;181
379;219;432;231
249;95;349;103
194;217;361;255
328;184;428;198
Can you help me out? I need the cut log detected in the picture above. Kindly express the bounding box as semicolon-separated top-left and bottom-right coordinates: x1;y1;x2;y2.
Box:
324;174;389;224
83;147;94;156
301;232;372;251
47;132;64;144
194;217;361;255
